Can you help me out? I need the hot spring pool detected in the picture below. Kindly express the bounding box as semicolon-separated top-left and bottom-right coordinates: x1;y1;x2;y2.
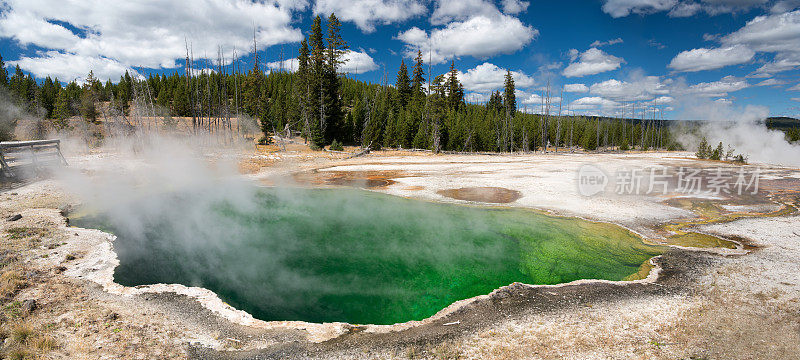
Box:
74;187;664;325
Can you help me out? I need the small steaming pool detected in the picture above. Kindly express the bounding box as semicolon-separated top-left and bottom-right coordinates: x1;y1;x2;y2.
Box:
73;187;664;325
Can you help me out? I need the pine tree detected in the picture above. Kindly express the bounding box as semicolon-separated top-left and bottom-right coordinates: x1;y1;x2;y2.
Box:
0;54;7;88
172;79;189;116
323;13;348;144
308;15;326;147
363;88;387;149
40;76;59;118
487;91;503;113
502;71;516;152
696;136;710;159
711;141;724;160
446;61;463;110
325;13;348;71
80;70;99;122
395;60;411;108
63;81;81;116
503;71;516;115
114;72;132;115
242;67;264;120
53;89;72;130
9;65;29;105
297;38;311;141
156;85;169;108
411;50;425;101
23;73;37;112
429;74;448;152
103;79;113;102
787;127;800;143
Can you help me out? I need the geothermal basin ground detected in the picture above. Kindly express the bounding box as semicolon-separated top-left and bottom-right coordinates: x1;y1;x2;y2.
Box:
1;143;799;359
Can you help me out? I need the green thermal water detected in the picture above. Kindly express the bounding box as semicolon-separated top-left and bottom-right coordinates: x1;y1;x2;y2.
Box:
73;187;663;325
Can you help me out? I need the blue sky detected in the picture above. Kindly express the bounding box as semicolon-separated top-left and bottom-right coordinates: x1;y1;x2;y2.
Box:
1;0;799;119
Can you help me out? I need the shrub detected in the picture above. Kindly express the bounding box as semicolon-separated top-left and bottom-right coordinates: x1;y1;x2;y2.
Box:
329;139;344;151
161;115;178;131
257;136;272;145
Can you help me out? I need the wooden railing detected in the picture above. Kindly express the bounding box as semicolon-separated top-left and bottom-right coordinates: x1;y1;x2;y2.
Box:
0;139;68;179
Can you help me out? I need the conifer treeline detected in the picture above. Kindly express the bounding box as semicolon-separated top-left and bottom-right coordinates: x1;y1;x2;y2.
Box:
0;14;682;152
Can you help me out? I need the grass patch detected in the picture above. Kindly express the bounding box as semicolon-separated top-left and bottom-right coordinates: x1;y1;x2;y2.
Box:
5;348;32;360
0;270;26;300
3;301;24;319
5;227;46;240
33;335;57;351
1;323;58;359
432;341;464;359
10;324;35;344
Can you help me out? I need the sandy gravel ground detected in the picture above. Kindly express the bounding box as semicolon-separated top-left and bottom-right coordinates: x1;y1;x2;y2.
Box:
2;147;799;359
453;215;800;360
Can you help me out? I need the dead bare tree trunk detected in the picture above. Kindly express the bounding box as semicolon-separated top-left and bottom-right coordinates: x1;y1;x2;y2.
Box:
186;40;196;135
555;87;562;153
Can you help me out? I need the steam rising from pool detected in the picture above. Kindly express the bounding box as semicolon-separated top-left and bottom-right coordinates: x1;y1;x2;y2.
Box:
59;135;663;325
74;186;663;325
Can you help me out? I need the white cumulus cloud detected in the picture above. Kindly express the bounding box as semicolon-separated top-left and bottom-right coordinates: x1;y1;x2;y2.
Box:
755;78;787;86
716;10;800;75
314;0;426;32
516;90;562;107
602;0;678;17
668;45;755;72
398;14;537;64
266;58;300;73
501;0;530;14
341;50;380;74
683;75;750;97
431;0;501;25
602;0;770;18
570;96;621;110
771;0;800;13
0;0;305;82
668;2;702;16
562;48;625;77
564;83;589;92
721;10;800;53
590;38;624;47
456;62;535;92
589;76;669;101
10;51;138;83
266;50;378;74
